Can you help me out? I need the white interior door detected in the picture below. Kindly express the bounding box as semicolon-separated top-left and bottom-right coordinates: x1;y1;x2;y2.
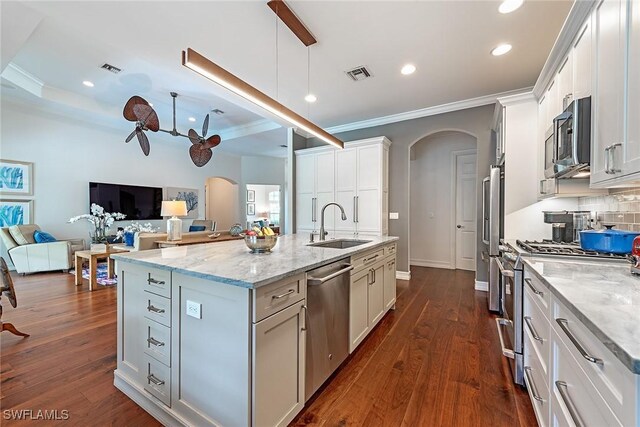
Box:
455;153;477;271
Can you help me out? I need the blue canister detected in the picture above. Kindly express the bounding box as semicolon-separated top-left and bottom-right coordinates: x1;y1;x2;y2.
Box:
124;231;135;247
579;226;640;254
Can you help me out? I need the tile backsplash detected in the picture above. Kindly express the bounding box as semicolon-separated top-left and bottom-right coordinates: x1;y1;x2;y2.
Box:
579;188;640;231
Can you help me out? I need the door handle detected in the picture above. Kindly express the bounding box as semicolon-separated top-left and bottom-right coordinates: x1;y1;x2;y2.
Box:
556;381;585;427
495;318;515;359
495;257;514;278
307;264;354;285
147;304;165;314
555;318;603;364
147;337;165;347
147;374;165;386
353;196;357;223
524;367;543;402
609;143;622;174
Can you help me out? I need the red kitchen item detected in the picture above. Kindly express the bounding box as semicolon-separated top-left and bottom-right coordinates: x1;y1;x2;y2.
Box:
631;235;640;275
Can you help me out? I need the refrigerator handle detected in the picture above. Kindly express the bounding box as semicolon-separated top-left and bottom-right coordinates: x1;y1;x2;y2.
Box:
482;177;490;245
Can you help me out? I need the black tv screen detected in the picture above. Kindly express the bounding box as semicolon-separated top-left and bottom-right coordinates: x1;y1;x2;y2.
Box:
89;182;163;220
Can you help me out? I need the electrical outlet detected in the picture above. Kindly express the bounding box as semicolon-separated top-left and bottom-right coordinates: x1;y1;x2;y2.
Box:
186;300;201;319
389;212;399;220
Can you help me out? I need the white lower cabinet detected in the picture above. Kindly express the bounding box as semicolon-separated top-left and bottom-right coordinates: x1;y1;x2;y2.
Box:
523;265;639;427
349;267;371;352
383;256;397;310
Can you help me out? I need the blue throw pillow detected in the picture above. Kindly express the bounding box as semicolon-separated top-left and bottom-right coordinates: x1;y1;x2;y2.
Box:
33;230;57;243
189;225;206;232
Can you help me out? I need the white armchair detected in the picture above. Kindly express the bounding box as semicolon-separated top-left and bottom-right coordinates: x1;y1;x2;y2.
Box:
0;226;85;274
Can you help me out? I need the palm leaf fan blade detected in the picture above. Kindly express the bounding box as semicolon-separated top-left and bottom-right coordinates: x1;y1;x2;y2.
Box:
123;96;149;121
189;144;212;167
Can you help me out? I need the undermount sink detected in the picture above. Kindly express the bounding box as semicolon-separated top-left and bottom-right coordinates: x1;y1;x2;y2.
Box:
308;239;372;249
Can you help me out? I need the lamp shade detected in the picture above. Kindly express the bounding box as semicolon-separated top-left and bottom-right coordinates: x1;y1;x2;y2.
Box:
161;200;188;217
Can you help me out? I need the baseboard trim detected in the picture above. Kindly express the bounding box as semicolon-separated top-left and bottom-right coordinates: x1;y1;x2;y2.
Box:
475;281;488;292
396;271;411;280
410;259;454;270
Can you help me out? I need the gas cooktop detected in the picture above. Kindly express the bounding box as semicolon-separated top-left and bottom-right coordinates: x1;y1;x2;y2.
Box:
516;240;630;261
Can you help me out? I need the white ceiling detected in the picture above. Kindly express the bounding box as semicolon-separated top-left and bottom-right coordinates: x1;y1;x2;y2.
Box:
1;0;572;157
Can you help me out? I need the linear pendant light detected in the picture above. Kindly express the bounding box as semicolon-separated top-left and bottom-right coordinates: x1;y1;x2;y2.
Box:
182;48;343;149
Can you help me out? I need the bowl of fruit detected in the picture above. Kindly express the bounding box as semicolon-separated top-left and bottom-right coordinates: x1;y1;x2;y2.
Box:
244;226;278;253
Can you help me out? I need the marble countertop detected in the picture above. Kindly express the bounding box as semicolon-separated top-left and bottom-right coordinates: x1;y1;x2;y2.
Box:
522;256;640;374
111;234;399;289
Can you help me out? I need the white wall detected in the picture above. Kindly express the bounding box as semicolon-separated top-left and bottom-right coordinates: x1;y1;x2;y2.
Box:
409;131;476;269
206;177;240;231
0;100;242;251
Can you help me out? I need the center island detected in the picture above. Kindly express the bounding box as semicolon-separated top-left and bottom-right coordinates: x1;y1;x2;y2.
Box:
111;233;398;427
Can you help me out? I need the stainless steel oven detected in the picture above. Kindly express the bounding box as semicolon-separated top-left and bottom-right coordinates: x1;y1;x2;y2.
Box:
494;247;524;386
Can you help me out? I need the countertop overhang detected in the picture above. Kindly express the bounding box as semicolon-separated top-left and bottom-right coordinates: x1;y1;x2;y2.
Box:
111;234;399;289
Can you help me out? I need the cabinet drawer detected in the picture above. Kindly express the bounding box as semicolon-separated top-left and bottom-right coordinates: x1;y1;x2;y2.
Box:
552;299;635;425
524;335;550;427
523;269;550;316
143;318;171;367
524;291;551;378
553;329;622;427
143;355;171;407
253;273;305;323
144;291;171;328
351;248;384;275
383;243;396;257
144;269;172;298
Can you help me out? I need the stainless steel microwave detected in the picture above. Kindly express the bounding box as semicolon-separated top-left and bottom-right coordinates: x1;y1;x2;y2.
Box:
544;125;559;178
552;96;592;178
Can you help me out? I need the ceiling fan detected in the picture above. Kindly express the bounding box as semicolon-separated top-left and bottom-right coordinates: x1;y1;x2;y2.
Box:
122;92;222;167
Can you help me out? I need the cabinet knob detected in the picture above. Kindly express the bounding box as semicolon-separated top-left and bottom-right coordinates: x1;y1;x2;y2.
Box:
456;225;463;229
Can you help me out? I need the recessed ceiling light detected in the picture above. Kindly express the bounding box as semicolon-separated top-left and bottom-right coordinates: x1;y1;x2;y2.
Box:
82;80;94;87
401;64;416;75
491;44;512;56
499;0;524;14
304;94;317;103
188;117;196;122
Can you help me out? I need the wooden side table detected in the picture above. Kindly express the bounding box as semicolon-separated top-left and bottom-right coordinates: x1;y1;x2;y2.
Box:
74;248;128;291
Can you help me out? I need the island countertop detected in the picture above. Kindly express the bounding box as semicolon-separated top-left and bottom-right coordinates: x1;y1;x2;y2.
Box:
522;255;640;374
111;234;399;289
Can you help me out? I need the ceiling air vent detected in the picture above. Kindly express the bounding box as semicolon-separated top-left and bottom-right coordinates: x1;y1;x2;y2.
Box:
100;63;122;74
345;66;372;82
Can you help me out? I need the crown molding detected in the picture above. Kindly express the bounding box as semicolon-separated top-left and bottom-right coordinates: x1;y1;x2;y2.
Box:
497;91;536;106
324;87;533;135
1;63;43;97
532;0;597;99
218;119;281;141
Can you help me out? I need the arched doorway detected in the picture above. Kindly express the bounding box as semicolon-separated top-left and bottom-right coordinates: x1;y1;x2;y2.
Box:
205;176;240;231
409;130;478;271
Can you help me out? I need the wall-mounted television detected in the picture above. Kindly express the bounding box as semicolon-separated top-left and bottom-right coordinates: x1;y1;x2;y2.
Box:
89;182;163;220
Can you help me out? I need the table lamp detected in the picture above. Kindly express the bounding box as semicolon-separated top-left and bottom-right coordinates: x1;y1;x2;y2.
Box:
161;200;188;241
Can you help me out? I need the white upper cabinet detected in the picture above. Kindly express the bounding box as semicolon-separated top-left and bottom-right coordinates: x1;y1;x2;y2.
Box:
556;54;574;111
624;0;640;175
295;137;390;237
572;21;592;100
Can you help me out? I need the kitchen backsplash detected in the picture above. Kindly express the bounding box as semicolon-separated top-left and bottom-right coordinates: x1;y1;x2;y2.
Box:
578;188;640;231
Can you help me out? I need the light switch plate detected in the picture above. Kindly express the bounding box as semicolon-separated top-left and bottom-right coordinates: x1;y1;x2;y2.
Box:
389;212;399;220
186;300;201;319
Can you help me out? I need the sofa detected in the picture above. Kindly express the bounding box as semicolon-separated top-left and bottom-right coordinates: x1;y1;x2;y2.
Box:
0;225;85;274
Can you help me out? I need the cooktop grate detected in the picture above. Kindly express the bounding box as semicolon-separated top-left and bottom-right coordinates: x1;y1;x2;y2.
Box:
516;240;630;260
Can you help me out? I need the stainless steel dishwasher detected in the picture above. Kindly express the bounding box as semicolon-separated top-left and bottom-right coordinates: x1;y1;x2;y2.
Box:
305;258;353;400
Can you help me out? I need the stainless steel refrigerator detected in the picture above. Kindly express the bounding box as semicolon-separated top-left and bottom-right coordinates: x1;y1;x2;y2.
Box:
482;165;504;313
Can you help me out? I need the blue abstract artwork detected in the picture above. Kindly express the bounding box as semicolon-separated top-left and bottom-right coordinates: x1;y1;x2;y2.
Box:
0;160;32;196
0;200;31;227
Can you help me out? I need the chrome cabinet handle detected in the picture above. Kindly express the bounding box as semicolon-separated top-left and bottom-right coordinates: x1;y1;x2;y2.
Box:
539;180;546;195
353;196;358;223
147;374;165;386
272;289;295;299
495;318;515;359
524;366;543;402
524;278;544;297
363;254;379;264
355;196;359;223
388;260;395;269
556;318;603;364
524;316;543;342
495;257;514;278
147;304;165;314
604;146;611;174
609;143;622;173
311;198;316;222
148;277;165;285
147;337;165;347
301;305;307;331
556;381;585;427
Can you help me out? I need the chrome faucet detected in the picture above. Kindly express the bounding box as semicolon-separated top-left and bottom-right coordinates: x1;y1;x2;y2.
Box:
319;203;347;241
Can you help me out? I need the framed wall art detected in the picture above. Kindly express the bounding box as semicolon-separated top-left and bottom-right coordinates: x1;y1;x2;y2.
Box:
0;199;34;227
247;203;255;216
247;189;255;203
0;160;33;196
165;187;199;219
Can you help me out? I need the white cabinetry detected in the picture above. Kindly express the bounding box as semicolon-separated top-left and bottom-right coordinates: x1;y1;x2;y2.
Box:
572;21;592;100
556;55;573;111
295;151;335;234
295;137;390;237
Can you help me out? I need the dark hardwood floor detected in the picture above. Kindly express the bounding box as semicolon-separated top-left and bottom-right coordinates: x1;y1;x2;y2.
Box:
1;267;535;426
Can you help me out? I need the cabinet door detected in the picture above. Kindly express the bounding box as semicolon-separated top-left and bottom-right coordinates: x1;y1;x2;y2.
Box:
296;154;315;194
296;193;315;232
349;269;370;352
117;264;147;385
556;54;574;109
383;257;396;310
572;21;592;100
538;94;548;189
357;145;381;191
335;149;357;233
355;189;381;235
592;0;626;183
625;0;640;175
368;264;385;327
253;300;305;427
546;79;560;123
